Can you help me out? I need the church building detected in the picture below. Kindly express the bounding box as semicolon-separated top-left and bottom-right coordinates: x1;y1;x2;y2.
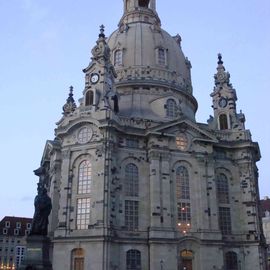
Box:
37;0;267;269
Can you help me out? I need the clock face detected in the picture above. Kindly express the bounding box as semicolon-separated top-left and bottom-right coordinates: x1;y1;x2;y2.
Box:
219;97;227;108
90;73;99;84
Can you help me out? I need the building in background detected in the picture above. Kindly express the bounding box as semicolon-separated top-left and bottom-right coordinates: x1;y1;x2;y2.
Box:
261;197;270;269
0;217;32;270
35;0;267;269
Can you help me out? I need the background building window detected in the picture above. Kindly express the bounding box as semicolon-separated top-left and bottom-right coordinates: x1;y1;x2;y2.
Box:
225;251;238;270
16;222;21;229
125;200;139;231
166;99;177;118
125;164;139;197
78;160;92;194
76;198;91;230
5;221;10;228
216;173;230;203
114;50;123;66
71;248;84;270
85;90;94;106
219;114;228;130
219;207;232;234
126;249;141;270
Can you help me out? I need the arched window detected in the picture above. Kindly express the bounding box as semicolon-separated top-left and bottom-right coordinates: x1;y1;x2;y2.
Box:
176;166;190;200
125;164;139;197
216;173;230;204
139;0;150;8
180;250;193;270
114;50;123;66
225;251;238;270
126;250;141;270
166;99;177;118
71;249;84;270
85;90;94;106
176;166;191;233
78;160;92;194
219;114;228;130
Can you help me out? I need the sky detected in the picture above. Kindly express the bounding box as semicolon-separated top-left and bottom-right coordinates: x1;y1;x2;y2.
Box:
0;0;269;219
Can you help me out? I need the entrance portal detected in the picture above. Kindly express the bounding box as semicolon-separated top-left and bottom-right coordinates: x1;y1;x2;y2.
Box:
180;250;193;270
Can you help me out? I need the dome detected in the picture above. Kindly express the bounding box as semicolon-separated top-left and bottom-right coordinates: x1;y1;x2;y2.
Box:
106;0;197;121
107;0;193;93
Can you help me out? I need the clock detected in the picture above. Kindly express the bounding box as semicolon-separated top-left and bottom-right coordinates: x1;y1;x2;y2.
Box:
218;97;227;108
90;73;99;84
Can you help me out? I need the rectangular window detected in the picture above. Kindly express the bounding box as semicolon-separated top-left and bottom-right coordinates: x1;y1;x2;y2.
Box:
14;229;19;236
16;222;21;229
114;50;123;66
26;223;31;230
125;200;139;231
3;228;8;235
219;207;232;234
5;221;10;228
76;198;91;230
157;48;166;65
177;202;191;222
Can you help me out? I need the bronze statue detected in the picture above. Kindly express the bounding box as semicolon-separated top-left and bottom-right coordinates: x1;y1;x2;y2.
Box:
30;183;52;236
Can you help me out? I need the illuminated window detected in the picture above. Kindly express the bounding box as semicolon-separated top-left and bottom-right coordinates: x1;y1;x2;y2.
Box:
157;48;166;65
225;251;238;270
85;90;94;106
166;99;177;118
114;50;123;66
216;174;229;204
126;249;141;270
177;202;191;223
219;207;232;234
72;249;84;270
76;198;90;230
176;166;191;233
125;200;139;231
176;134;188;151
78;160;92;194
77;127;92;144
125;164;139;197
219;114;228;130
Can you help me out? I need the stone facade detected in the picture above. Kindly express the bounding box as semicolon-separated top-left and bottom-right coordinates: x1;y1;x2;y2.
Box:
36;0;267;269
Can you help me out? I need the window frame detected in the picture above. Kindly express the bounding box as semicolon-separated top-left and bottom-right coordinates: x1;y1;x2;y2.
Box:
166;98;177;118
126;249;141;270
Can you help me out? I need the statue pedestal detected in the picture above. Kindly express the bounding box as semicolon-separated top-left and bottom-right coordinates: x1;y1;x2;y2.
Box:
19;235;52;270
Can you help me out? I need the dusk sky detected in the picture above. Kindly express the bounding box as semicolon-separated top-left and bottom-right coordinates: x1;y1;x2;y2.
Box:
0;0;269;219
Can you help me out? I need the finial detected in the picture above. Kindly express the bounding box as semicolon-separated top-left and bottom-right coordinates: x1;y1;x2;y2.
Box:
99;24;105;38
63;85;76;115
218;53;223;65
